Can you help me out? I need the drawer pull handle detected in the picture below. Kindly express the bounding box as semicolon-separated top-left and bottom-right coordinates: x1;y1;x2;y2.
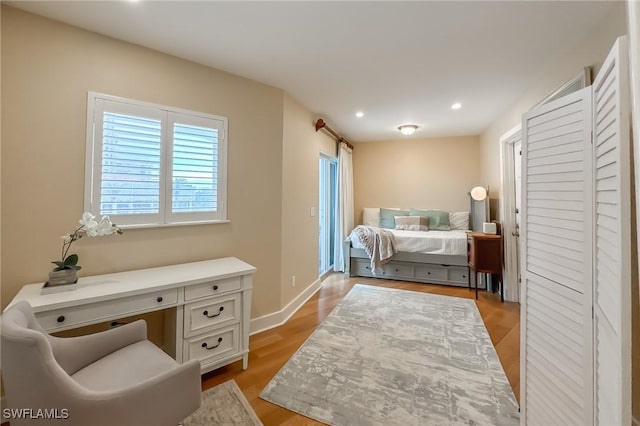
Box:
203;306;224;318
427;272;431;275
395;268;399;272
157;296;163;303
212;285;219;291
462;275;466;278
201;337;223;350
57;315;65;323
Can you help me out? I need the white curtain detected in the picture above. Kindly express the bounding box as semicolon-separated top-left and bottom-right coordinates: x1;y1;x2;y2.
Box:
333;143;354;272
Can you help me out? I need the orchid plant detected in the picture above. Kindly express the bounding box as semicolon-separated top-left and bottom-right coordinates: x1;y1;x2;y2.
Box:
53;212;123;272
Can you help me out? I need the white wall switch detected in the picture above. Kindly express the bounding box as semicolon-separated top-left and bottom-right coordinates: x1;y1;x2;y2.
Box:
310;207;317;217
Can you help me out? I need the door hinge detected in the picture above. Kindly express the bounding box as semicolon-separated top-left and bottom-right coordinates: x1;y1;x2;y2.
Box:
515;208;519;214
591;305;594;319
590;130;594;145
519;150;522;156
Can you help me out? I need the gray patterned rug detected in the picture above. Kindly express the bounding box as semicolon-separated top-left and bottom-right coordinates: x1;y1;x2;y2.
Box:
260;284;519;426
184;379;262;426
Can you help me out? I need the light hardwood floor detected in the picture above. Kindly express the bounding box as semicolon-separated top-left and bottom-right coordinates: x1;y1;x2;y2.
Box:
202;273;521;426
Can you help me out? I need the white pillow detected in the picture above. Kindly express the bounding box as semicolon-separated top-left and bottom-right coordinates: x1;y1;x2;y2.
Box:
395;215;429;231
362;208;380;227
449;211;470;230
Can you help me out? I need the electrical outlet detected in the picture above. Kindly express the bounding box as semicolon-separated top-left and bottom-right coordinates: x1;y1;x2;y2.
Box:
292;275;296;287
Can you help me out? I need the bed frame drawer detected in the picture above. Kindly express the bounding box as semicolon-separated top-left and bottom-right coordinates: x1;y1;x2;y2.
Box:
415;264;447;281
447;266;469;285
352;259;374;277
382;263;413;278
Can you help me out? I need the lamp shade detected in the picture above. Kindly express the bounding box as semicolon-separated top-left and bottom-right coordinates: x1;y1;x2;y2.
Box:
470;186;487;201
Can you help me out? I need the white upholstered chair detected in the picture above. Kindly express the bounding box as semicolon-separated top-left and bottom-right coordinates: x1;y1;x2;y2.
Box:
1;301;202;426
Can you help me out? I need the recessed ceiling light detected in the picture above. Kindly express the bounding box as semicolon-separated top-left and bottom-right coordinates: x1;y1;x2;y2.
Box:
356;111;364;118
398;125;418;136
451;103;462;110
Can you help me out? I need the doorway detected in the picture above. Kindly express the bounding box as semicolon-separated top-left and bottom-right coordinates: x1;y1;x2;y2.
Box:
499;126;522;302
319;155;338;275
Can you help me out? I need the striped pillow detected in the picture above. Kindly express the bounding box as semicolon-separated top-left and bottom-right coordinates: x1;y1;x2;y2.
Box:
394;215;429;231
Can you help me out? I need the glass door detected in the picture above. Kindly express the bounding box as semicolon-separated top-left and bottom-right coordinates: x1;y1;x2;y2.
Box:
319;155;337;274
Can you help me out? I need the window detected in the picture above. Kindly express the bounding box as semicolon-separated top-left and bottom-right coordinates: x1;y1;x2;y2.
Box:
85;92;227;227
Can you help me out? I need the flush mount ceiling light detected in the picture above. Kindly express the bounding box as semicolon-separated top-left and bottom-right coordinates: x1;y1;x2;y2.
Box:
356;111;364;118
451;103;462;110
398;125;418;136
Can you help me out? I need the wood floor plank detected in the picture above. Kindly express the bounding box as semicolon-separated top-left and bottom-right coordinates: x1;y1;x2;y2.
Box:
202;273;521;425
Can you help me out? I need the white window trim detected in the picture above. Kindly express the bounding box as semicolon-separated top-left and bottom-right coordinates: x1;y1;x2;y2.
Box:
85;92;228;227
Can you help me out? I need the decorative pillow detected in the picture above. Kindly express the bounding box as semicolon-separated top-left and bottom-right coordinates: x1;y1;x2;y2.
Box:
362;208;380;227
394;215;429;231
409;208;451;231
449;211;470;230
379;208;408;229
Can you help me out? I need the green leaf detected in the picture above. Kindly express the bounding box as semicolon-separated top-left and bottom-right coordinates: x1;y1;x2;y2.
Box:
64;254;79;267
51;261;65;268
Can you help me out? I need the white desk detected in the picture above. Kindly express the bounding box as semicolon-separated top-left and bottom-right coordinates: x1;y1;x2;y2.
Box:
7;257;256;374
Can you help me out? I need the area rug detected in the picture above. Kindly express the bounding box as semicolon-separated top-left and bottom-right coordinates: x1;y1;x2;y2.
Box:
260;284;519;426
183;379;263;426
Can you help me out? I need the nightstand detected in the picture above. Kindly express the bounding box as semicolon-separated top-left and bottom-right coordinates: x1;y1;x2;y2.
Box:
467;232;503;301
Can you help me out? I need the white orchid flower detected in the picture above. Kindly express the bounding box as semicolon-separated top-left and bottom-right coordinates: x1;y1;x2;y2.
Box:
96;216;116;236
79;212;96;227
60;234;72;243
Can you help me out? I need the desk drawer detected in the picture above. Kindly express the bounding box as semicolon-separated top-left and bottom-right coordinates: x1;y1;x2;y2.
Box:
184;277;241;301
184;293;240;338
184;324;239;365
36;289;178;332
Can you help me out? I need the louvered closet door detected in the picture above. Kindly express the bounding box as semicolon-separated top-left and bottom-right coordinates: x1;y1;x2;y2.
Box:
592;36;632;426
520;87;593;426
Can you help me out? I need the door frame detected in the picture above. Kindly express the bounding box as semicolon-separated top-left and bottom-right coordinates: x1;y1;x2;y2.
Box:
499;124;522;302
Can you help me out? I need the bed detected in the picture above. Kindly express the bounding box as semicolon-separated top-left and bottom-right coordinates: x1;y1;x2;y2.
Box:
344;209;486;289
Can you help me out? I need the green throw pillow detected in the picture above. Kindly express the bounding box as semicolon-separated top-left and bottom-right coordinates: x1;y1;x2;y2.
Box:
379;208;409;229
409;209;451;231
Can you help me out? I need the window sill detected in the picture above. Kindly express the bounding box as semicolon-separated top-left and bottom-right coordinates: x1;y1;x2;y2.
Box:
120;220;231;230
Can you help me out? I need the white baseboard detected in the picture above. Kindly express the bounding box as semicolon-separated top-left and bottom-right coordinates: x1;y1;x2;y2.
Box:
249;277;322;335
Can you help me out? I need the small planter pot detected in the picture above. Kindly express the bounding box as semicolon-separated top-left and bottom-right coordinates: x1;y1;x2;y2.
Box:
47;269;78;286
42;269;79;294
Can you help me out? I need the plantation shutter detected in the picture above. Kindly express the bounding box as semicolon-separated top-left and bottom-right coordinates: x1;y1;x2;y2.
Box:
592;36;632;426
520;87;593;426
166;112;226;223
89;99;165;226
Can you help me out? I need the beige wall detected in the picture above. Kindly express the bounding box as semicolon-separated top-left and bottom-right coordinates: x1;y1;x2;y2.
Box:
281;94;336;306
0;7;285;318
352;136;481;223
479;2;628;217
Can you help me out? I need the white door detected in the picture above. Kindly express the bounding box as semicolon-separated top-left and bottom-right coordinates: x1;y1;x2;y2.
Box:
591;36;632;426
520;87;594;425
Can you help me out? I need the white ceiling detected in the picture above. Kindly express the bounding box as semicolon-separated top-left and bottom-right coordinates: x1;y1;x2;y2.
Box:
9;1;616;141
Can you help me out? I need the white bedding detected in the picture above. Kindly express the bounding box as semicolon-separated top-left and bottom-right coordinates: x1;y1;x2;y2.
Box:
350;229;468;256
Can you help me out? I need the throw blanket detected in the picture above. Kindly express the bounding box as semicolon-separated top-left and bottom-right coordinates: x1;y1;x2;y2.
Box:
351;226;397;275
